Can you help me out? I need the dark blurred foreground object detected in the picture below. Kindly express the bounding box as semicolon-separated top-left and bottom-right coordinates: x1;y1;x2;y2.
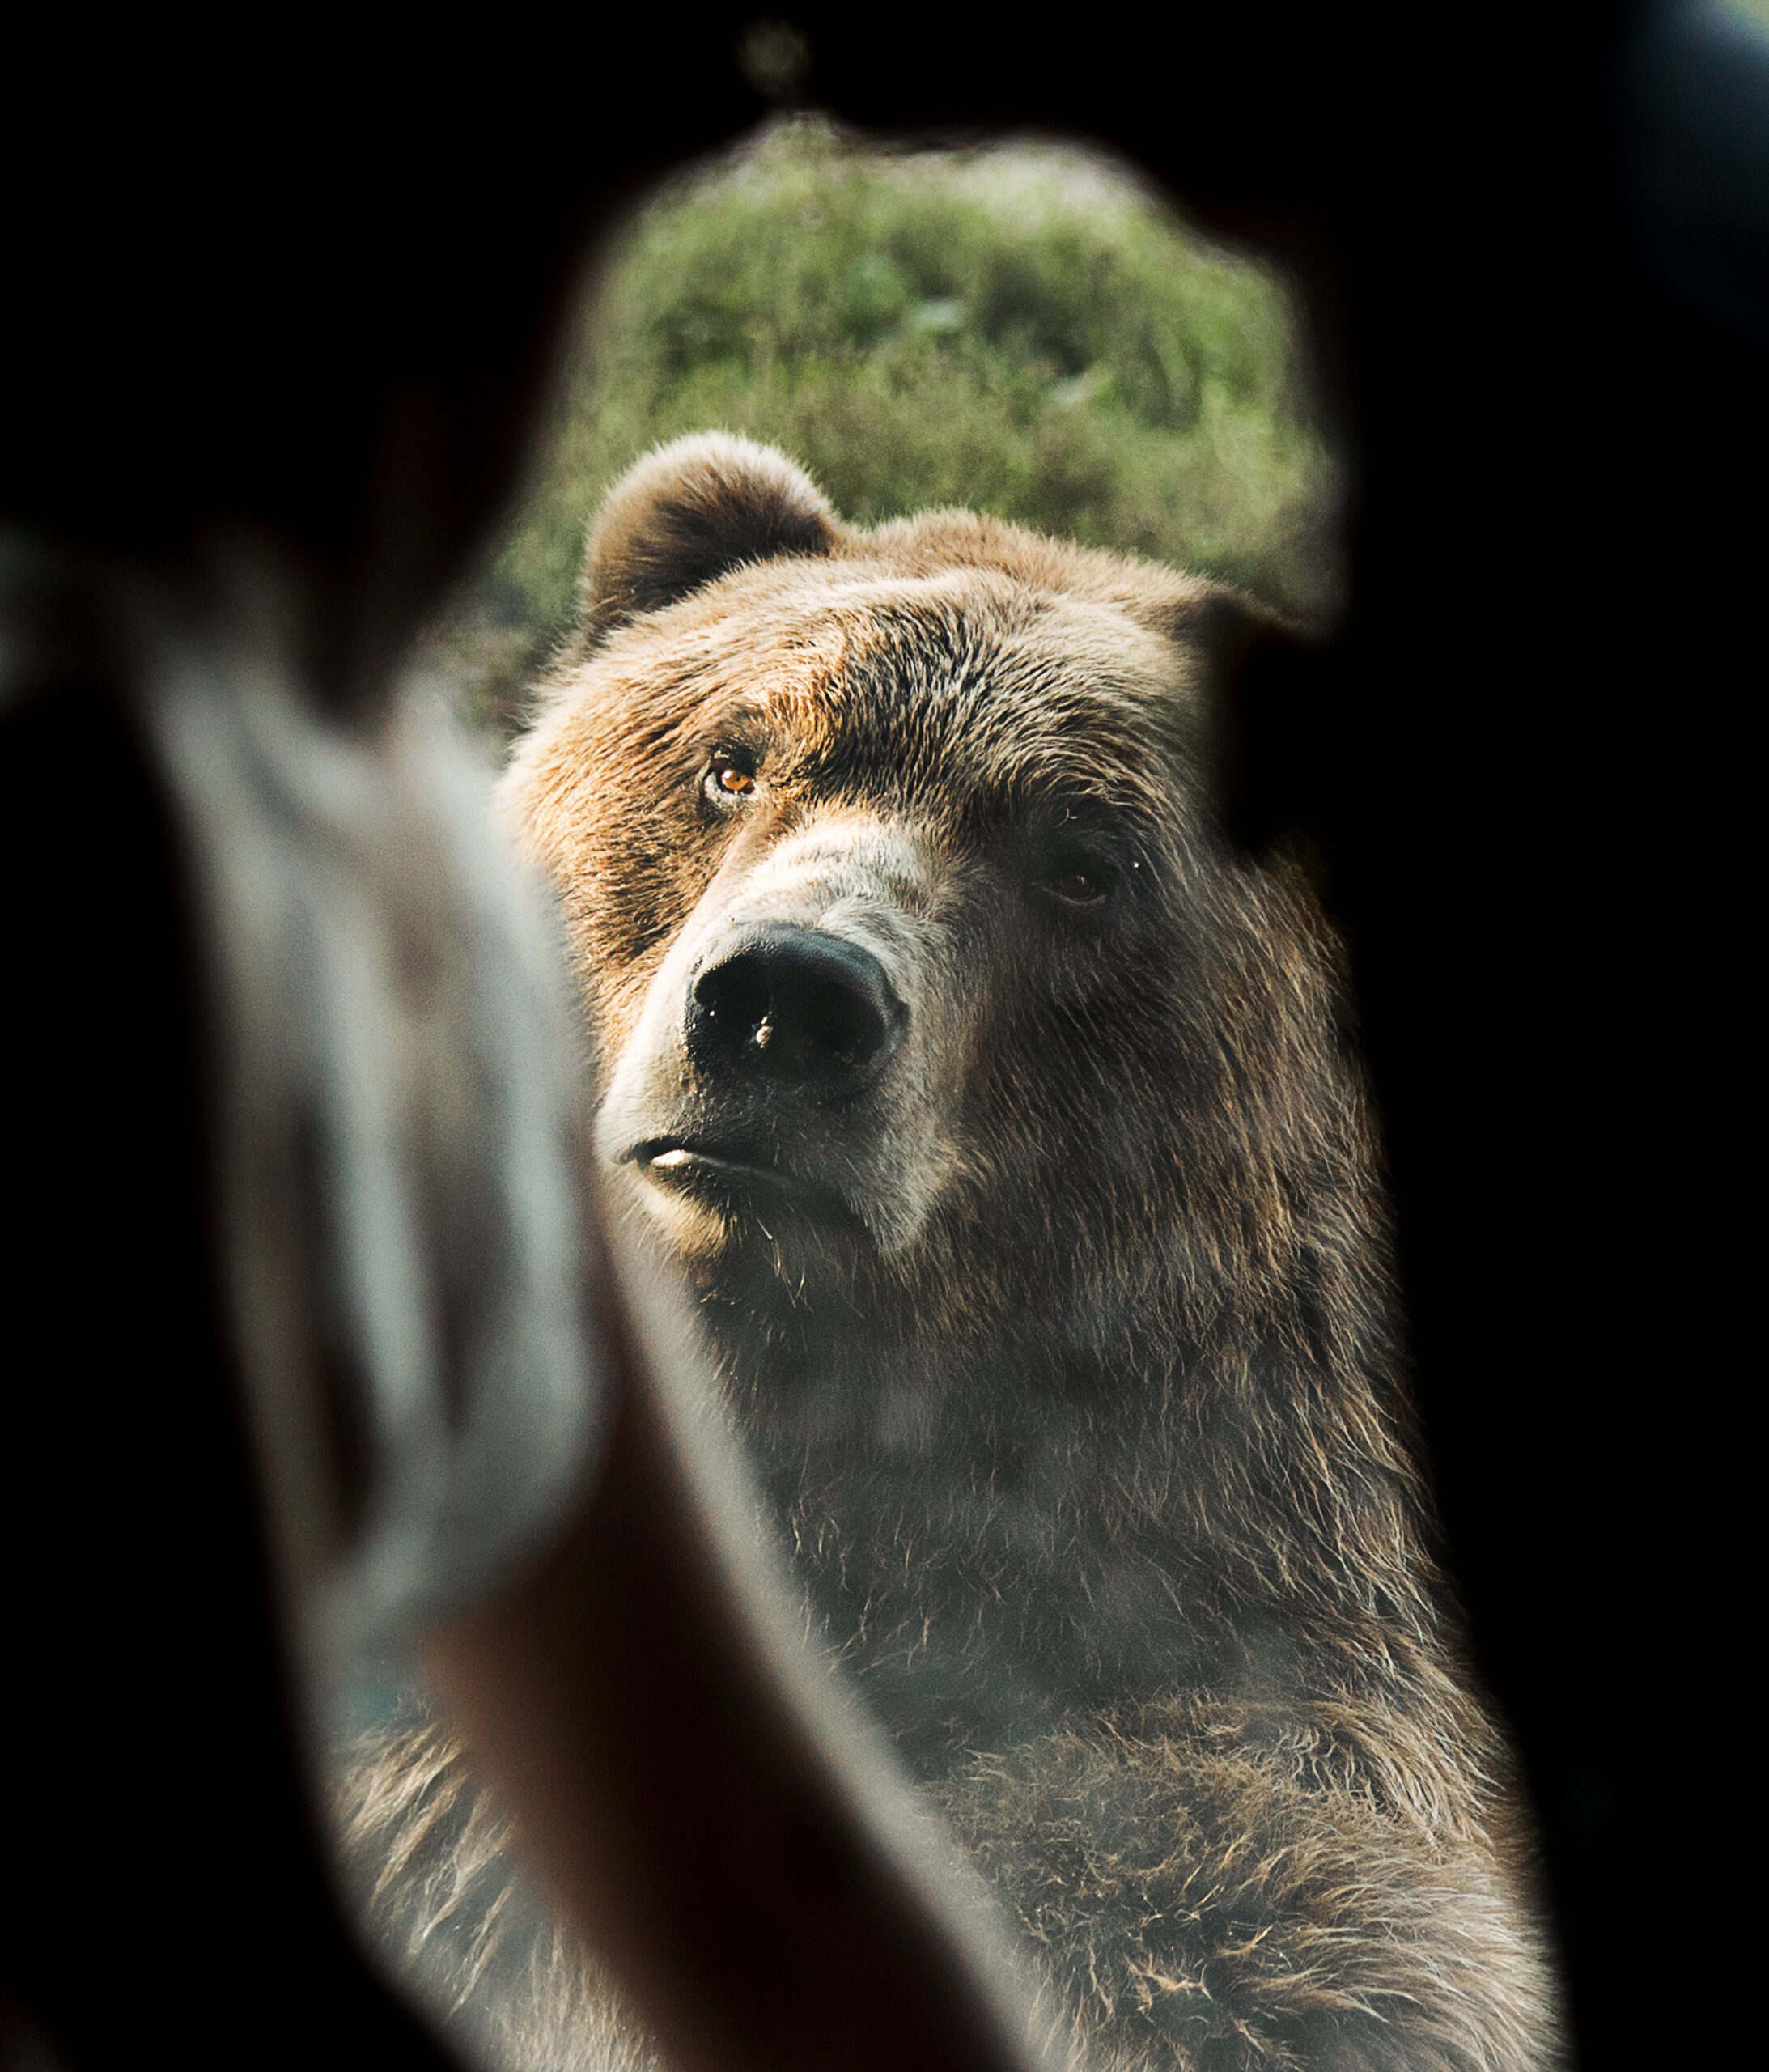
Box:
3;5;1763;2064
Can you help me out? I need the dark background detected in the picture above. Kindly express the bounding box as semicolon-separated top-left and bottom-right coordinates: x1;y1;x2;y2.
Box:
6;6;1760;2063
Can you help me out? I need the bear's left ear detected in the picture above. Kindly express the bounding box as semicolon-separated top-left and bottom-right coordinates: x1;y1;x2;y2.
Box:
578;432;840;643
1170;587;1340;855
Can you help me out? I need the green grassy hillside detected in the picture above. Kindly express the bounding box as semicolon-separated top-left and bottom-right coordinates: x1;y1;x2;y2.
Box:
437;120;1341;732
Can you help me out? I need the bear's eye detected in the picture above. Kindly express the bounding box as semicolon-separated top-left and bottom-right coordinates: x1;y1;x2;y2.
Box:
703;751;758;805
1048;869;1105;905
1042;857;1113;907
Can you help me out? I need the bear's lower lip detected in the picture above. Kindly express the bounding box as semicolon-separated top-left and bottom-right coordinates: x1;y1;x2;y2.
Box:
626;1139;865;1233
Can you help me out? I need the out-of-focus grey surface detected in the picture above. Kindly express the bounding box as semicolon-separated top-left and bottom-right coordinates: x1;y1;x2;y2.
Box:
138;545;603;1686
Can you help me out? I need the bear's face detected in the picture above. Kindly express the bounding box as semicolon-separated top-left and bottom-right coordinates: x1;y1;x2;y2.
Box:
574;574;1207;1264
507;438;1344;1440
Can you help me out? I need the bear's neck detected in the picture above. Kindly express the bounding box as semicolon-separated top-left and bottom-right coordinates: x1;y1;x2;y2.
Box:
692;1244;1465;1781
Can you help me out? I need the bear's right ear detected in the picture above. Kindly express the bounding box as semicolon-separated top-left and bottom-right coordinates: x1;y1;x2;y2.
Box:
578;432;840;643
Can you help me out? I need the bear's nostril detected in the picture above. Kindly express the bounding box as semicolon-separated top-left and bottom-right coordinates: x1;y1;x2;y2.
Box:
688;927;906;1093
693;955;774;1047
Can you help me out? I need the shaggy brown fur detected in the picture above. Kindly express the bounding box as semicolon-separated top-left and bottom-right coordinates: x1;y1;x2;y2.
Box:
341;433;1563;2070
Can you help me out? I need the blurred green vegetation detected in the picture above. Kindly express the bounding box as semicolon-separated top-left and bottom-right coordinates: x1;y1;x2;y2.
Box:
437;120;1341;732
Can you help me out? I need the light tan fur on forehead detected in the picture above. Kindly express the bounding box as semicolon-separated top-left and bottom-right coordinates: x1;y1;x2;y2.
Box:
860;506;1219;635
547;521;1217;720
516;432;1286;845
513;572;1222;878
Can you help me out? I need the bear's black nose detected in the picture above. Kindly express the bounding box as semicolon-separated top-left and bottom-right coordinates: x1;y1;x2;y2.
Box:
688;926;906;1094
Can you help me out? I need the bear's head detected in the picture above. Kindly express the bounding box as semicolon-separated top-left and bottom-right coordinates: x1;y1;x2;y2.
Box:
505;434;1377;1476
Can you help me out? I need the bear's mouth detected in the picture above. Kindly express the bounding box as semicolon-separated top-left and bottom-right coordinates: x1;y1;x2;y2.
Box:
626;1137;867;1233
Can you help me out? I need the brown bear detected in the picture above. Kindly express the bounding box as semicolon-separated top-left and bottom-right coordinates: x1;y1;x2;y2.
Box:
342;433;1563;2071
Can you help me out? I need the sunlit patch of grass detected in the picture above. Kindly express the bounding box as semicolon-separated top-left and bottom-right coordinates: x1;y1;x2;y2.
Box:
435;119;1342;736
